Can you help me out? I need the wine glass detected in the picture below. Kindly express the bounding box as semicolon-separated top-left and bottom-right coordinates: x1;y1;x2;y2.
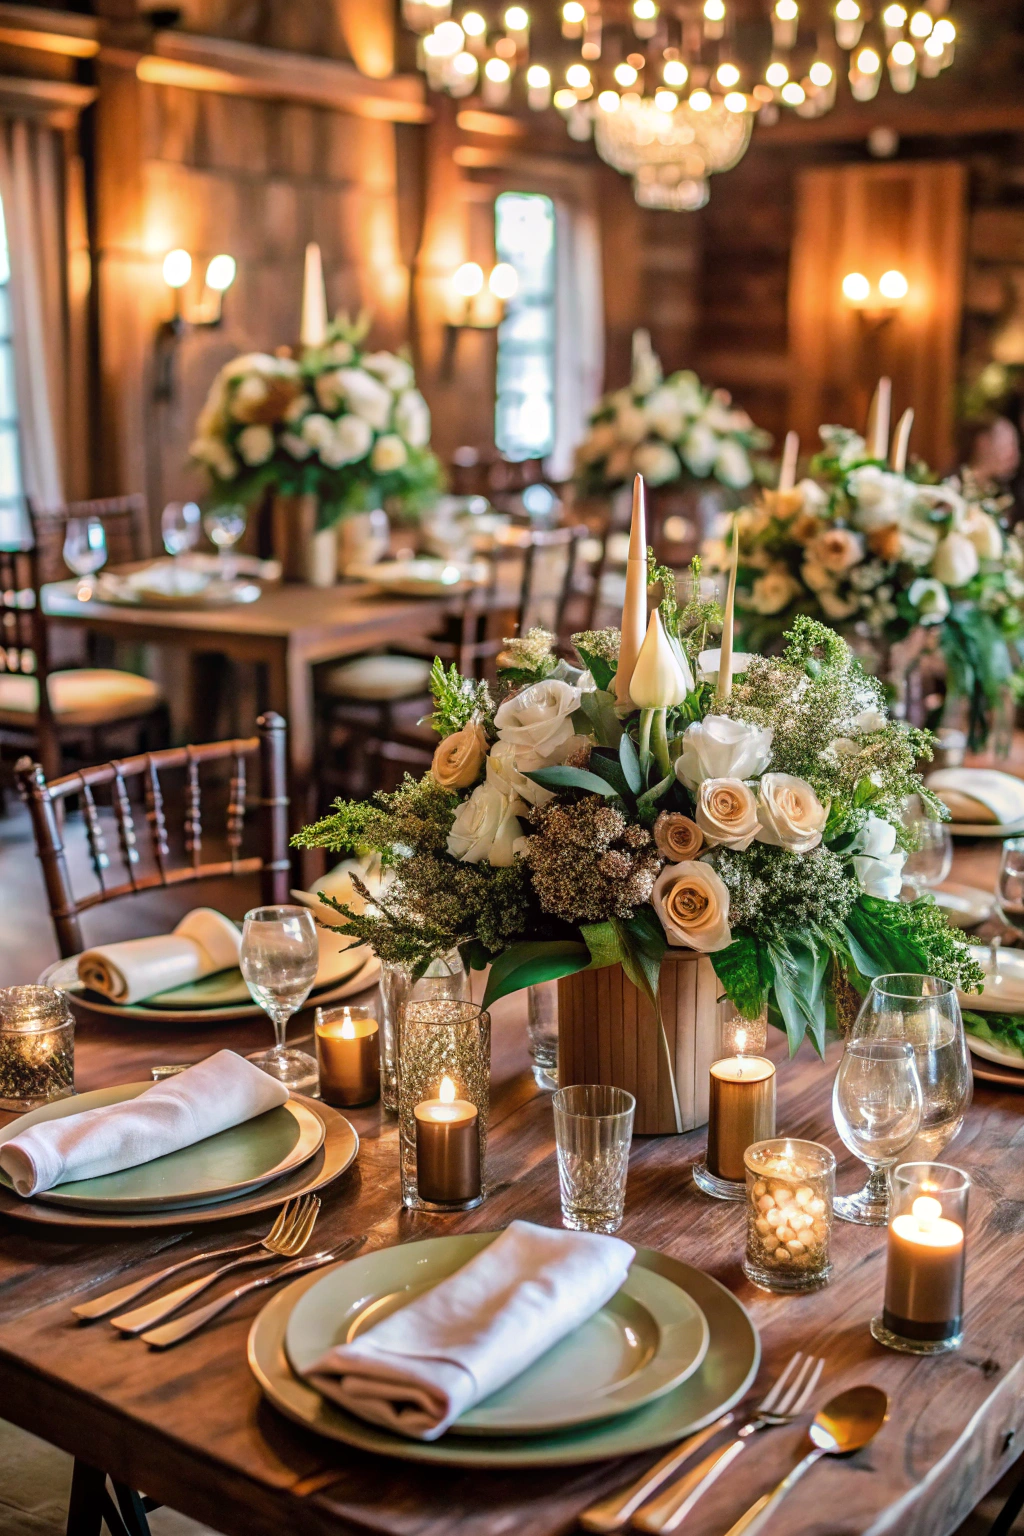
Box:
833;1039;923;1225
989;837;1024;987
202;503;247;580
240;905;320;1092
62;517;107;598
161;500;201;559
902;814;952;901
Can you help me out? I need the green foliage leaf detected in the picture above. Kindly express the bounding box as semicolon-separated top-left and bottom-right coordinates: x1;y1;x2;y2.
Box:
711;935;772;1020
613;909;667;1012
577;687;623;747
481;939;591;1009
527;765;621;797
962;1009;1024;1057
585;749;634;801
575;645;616;692
580;920;625;971
767;933;829;1056
618;731;643;794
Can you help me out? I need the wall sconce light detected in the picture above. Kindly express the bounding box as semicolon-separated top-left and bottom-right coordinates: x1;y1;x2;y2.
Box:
841;268;909;328
156;248;237;399
442;261;518;375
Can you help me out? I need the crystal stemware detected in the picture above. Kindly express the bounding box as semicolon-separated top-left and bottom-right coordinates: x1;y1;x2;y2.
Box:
833;1039;922;1225
240;905;320;1093
63;516;107;598
202;503;247;580
161;500;201;559
901;808;952;900
990;836;1024;986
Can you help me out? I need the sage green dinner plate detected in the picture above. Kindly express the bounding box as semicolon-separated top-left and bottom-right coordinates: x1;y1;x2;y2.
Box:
0;1083;325;1211
284;1234;710;1436
249;1239;759;1466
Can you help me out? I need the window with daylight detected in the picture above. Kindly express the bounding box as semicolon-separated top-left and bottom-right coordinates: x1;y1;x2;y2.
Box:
0;195;24;547
494;191;556;462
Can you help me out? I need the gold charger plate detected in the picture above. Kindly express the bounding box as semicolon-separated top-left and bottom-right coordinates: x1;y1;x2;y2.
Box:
0;1094;357;1229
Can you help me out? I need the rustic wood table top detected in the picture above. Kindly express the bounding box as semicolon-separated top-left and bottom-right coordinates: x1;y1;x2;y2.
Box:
1;839;1023;1536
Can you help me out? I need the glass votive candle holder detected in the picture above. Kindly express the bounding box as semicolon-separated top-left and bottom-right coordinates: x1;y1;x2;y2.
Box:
315;1005;380;1107
552;1084;635;1234
715;994;769;1059
0;987;75;1112
871;1162;969;1354
398;998;489;1211
743;1138;836;1292
694;1001;775;1202
378;950;468;1114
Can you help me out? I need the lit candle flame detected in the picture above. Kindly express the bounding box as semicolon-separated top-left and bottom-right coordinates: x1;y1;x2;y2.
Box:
340;1014;355;1040
735;1027;748;1054
912;1194;942;1233
439;1074;456;1103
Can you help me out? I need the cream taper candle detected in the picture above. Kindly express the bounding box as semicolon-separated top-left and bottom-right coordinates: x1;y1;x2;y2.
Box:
778;430;799;493
716;514;739;703
300;241;328;347
614;474;649;708
866;376;892;462
891;408;914;474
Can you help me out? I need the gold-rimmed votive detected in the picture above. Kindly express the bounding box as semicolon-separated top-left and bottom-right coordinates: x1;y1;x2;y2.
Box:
315;1005;380;1107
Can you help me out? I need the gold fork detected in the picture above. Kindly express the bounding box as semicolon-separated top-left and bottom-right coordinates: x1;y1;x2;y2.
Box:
109;1194;321;1335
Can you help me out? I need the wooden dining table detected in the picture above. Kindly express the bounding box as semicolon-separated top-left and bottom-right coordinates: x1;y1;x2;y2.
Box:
2;842;1024;1536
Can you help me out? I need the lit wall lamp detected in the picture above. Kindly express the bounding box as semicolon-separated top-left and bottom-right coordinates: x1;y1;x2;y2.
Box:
443;260;518;373
155;248;237;400
841;267;909;328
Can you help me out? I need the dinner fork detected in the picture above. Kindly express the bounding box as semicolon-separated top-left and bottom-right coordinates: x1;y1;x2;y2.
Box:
577;1352;822;1534
73;1197;320;1323
630;1352;825;1533
108;1194;321;1335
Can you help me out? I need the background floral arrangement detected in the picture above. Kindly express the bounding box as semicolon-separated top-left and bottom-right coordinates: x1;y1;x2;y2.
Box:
190;314;442;526
296;550;981;1086
574;330;771;497
703;424;1024;745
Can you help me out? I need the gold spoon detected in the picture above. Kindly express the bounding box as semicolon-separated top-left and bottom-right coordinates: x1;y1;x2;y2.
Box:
722;1385;889;1536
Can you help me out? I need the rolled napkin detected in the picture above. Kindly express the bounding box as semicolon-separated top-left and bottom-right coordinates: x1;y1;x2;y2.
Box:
0;1049;287;1198
78;908;241;1004
925;769;1024;827
304;1219;635;1441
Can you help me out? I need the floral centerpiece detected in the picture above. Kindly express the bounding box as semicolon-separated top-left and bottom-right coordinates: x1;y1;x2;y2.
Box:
574;330;771;496
296;476;981;1127
190;314;442;527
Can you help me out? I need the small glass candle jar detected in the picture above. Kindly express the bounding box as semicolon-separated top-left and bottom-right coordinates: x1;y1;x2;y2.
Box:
715;995;768;1059
315;1005;380;1107
743;1138;835;1292
0;987;75;1112
378;951;468;1113
398;998;489;1211
871;1162;969;1354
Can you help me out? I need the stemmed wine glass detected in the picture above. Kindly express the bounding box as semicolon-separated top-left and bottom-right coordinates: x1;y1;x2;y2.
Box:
240;905;320;1093
902;805;953;900
202;503;247;580
833;1039;922;1225
63;517;107;598
161;501;201;559
988;837;1024;987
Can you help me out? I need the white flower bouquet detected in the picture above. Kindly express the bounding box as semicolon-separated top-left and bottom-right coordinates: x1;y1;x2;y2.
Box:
574;331;771;497
190;315;441;526
297;478;981;1078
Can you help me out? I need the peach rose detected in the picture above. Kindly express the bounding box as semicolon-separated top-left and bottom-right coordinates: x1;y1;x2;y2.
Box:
755;773;828;852
652;860;732;952
653;812;704;861
695;778;760;850
790;512;824;545
868;524;903;562
807;527;865;572
762;487;805;520
431;720;489;790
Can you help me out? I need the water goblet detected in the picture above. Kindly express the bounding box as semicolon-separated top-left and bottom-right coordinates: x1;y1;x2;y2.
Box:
161;500;201;559
902;810;952;900
202;503;247;580
63;516;107;598
989;837;1024;986
240;905;320;1093
833;1039;922;1225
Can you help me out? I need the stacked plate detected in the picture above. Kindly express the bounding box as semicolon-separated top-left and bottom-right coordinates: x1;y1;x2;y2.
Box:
962;945;1024;1090
249;1232;760;1468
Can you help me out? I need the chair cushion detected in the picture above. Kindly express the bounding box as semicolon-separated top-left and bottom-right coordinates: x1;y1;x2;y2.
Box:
319;654;433;702
0;669;163;728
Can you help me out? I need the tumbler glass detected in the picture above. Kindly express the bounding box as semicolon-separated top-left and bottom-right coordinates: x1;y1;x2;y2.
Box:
552;1084;635;1234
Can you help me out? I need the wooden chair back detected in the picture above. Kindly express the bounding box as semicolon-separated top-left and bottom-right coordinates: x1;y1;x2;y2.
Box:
28;495;149;583
483;522;588;644
16;712;290;958
0;542;58;775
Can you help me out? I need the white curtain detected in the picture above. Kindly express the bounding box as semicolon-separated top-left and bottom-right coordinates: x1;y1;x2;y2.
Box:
0;117;66;530
546;199;604;483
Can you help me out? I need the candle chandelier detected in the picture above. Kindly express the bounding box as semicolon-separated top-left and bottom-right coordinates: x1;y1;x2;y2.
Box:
402;0;958;207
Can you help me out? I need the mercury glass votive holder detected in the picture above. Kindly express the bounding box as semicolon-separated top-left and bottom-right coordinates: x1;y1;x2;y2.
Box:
0;987;75;1112
743;1137;835;1292
398;998;490;1211
379;950;469;1114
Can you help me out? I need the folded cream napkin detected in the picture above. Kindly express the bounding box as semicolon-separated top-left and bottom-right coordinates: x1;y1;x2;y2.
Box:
304;1220;635;1441
925;769;1024;826
963;945;1024;1014
0;1049;288;1198
78;908;241;1004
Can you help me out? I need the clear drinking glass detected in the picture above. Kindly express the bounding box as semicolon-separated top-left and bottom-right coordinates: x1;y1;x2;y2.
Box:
990;836;1024;985
378;951;469;1113
240;904;320;1093
527;980;558;1091
203;503;247;579
902;812;953;899
63;516;107;597
552;1084;635;1234
833;1039;922;1225
161;500;201;558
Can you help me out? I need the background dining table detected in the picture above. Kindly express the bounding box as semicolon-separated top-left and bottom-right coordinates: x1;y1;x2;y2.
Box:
1;840;1024;1536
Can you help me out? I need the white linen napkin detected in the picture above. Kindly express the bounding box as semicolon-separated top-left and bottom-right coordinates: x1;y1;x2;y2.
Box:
304;1219;635;1441
78;908;241;1004
925;769;1024;826
0;1049;288;1198
963;945;1024;1014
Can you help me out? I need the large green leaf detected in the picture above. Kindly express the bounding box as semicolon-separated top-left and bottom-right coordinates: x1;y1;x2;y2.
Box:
767;933;829;1057
527;765;621;797
585;749;634;801
580;921;625;971
481;939;591;1009
575;646;616;693
577;687;623;748
613;911;681;1132
712;935;771;1020
618;732;643;794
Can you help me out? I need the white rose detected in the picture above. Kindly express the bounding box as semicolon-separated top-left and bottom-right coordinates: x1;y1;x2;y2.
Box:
332;368;393;430
644;385;686;442
394;388;431;449
485;740;554;808
281;431;313;460
908;576;952;625
682;423;717;477
493;679;582;772
370;433;408;473
749;568;801;615
632;440;681;486
963;507;1003;561
931;532;979;588
236;423;274;466
755;773;828;852
853;849;906;900
301;413;336;451
652;860;732;952
447;779;523;867
695;777;760;850
362;351;414;392
714;439;753;489
284;392;314;424
670;371;704;415
847;465;915;529
797;478;829;513
854;813;898;857
675;714;774;792
900;519;940;566
615;403;648;446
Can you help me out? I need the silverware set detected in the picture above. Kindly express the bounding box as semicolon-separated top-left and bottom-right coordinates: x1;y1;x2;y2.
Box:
579;1353;887;1535
73;1195;364;1348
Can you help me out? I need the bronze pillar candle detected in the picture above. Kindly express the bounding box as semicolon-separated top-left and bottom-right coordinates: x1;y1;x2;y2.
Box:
414;1075;481;1204
874;1163;970;1353
315;1006;380;1107
706;1057;776;1183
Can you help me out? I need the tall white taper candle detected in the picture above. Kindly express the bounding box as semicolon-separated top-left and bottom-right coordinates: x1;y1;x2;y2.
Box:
716;514;739;704
300;242;328;348
891;408;914;474
866;377;892;462
779;430;799;493
614;474;649;708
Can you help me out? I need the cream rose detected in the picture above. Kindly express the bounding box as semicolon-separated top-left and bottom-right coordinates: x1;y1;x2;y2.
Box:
714;439;753;490
963;507;1003;561
654;812;704;861
431;720;489;790
749;568;801;615
632;440;681;487
652;860;732;952
485;740;554;808
695;778;760;850
446;779;523;866
493;679;582;772
755;773;828;852
237;423;274;466
675;715;773;792
807;527;865;572
370;433;408;473
908;576;951;624
931;531;979;588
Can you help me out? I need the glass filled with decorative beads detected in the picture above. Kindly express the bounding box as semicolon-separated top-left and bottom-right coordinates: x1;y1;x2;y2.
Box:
379;951;469;1114
398;998;490;1212
0;987;75;1112
743;1137;835;1292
